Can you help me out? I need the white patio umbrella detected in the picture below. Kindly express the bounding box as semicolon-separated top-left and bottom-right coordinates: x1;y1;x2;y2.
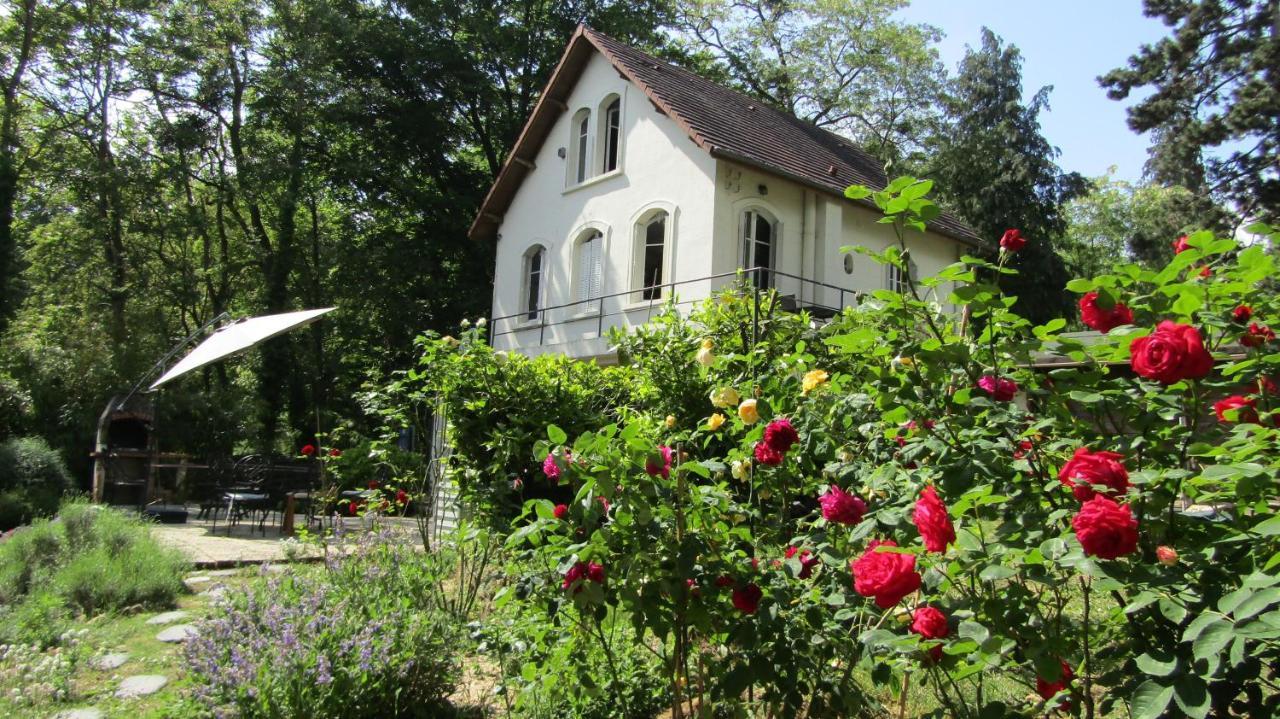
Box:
149;307;336;391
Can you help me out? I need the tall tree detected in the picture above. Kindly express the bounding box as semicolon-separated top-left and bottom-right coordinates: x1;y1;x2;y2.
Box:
675;0;946;162
1100;0;1279;223
1059;171;1208;278
923;28;1087;324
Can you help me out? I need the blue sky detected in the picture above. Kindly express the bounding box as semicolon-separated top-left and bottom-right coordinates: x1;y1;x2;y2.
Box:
895;0;1170;183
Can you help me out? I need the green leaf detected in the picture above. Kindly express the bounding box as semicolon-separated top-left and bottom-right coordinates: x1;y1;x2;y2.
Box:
1173;675;1210;719
1135;651;1179;677
1232;587;1280;621
1182;612;1221;643
547;424;567;445
1191;619;1233;662
900;179;933;200
844;185;872;200
1130;680;1175;719
1252;515;1280;536
979;565;1016;582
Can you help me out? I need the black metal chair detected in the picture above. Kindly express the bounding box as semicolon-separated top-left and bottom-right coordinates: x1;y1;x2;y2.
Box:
220;455;273;535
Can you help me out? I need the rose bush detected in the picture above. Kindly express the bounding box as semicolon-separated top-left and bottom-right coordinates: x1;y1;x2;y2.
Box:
411;177;1279;717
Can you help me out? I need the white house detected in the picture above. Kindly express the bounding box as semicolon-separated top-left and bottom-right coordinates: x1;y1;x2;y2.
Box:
471;26;981;361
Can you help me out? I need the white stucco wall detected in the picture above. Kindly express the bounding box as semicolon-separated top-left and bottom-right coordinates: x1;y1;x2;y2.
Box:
709;160;967;314
489;52;719;360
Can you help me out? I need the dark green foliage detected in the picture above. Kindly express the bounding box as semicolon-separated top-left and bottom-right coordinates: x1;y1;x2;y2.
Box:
1100;0;1279;223
0;436;73;530
923;28;1087;324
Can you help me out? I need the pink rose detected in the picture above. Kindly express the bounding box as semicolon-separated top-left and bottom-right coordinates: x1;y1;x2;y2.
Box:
645;445;674;478
542;453;561;482
784;546;819;579
819;484;867;525
1172;235;1191;254
977;375;1018;402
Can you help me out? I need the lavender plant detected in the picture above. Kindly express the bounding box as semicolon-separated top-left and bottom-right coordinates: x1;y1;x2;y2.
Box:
184;530;459;718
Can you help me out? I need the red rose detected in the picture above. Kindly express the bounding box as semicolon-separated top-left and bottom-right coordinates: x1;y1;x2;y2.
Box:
1232;305;1253;323
763;418;800;452
977;375;1018;402
686;578;701;598
1058;448;1129;501
328;448;342;457
784;546;819;579
1262;376;1279;395
1036;660;1074;702
851;540;922;609
910;606;949;661
1156;545;1179;566
645;445;674;478
1213;395;1258;424
367;479;381;490
562;562;586;591
753;441;784;466
1078;292;1134;333
999;228;1026;252
732;583;763;614
1014;439;1034;460
1241;322;1275;348
586;562;605;584
553;503;569;520
819;484;868;525
395;489;410;505
1197;265;1211;278
348;501;359;515
1129;321;1213;384
1072;496;1139;559
913;486;956;553
714;575;735;588
1172;235;1191;254
300;444;316;456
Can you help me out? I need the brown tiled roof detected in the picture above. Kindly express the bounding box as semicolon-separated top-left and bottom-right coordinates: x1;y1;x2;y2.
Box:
469;26;982;246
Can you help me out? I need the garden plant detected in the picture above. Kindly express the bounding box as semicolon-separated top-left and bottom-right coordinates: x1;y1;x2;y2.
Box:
407;177;1280;718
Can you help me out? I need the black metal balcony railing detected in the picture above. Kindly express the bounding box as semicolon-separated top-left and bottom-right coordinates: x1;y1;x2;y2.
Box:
488;268;865;348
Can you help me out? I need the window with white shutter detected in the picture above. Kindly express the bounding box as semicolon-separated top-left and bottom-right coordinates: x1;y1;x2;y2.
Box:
575;230;603;313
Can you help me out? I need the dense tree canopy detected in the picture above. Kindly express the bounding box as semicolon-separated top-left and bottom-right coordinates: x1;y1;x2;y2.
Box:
1100;0;1279;223
922;29;1087;324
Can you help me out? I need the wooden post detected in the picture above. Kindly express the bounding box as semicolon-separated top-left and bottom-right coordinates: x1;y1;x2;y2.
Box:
282;493;296;536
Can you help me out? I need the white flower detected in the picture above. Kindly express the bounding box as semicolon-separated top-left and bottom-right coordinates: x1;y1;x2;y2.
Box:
476;317;488;327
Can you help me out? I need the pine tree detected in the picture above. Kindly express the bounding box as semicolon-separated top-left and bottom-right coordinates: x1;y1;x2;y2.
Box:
1100;0;1279;223
923;29;1087;324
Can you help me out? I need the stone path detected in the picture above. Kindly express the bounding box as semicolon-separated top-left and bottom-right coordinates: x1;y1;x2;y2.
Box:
57;708;104;719
145;610;189;625
155;624;198;643
115;675;168;698
92;652;129;670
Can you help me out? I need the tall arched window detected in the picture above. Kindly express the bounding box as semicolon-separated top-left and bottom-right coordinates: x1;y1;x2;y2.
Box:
575;230;604;313
633;211;669;300
523;245;546;321
741;208;776;288
886;260;918;294
599;96;621;174
569;108;591;185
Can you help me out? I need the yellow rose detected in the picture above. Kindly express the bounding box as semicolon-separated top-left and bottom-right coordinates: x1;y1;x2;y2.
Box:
802;369;829;394
696;346;715;367
737;398;760;424
892;355;914;368
665;415;676;429
707;413;726;431
731;459;751;481
710;387;741;409
700;338;714;350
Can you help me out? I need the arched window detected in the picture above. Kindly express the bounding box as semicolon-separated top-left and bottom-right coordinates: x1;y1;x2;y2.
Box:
599;96;621;174
523;245;546;321
741;208;776;288
886;260;918;294
569;108;591;185
634;211;669;300
574;230;604;313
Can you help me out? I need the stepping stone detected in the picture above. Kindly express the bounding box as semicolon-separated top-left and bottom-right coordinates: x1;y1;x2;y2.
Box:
92;652;129;670
155;624;198;643
206;568;239;577
183;575;211;590
115;675;168;698
201;585;227;600
145;611;189;625
57;709;104;719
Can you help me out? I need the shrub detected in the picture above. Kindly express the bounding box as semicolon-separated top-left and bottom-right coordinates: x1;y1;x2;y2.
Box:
184;530;461;718
427;179;1280;717
0;436;74;530
0;499;188;645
